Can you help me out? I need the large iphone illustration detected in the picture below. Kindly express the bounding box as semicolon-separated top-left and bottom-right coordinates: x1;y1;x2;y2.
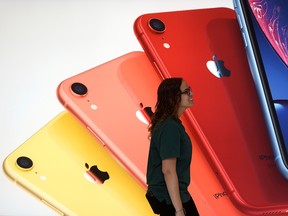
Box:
118;53;247;216
134;7;288;215
233;0;288;180
2;111;154;215
57;52;151;189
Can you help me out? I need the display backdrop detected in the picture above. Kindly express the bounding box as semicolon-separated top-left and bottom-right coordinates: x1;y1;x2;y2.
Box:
0;0;233;215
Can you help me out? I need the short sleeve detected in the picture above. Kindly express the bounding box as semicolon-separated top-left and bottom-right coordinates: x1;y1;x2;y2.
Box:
158;121;181;159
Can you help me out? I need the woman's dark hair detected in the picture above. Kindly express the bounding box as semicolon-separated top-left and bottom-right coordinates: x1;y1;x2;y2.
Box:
148;78;182;138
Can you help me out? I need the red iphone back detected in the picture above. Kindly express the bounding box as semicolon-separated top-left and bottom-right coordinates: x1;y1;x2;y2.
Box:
134;8;288;215
118;52;246;216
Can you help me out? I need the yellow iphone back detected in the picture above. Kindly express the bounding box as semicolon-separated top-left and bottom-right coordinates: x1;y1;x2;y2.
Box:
3;111;154;216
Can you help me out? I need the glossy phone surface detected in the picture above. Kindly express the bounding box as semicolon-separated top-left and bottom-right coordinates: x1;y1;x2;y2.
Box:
134;8;288;215
2;111;154;216
57;52;152;188
118;52;247;216
233;0;288;180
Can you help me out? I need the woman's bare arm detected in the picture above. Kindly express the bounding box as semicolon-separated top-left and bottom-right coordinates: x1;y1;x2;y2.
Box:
162;158;185;216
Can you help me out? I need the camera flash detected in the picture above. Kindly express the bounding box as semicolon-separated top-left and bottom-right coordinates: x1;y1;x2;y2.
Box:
90;104;97;110
40;175;47;181
163;43;170;49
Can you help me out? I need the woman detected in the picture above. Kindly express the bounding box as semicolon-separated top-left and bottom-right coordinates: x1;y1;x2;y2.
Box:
146;78;199;216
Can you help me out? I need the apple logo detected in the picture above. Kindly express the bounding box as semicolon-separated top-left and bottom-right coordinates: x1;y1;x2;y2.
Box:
206;55;231;78
136;105;153;125
84;163;109;184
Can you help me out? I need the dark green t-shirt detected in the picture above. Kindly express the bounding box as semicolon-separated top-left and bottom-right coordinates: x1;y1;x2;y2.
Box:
146;118;192;204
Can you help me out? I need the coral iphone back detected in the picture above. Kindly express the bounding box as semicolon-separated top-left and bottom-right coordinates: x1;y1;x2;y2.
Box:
134;8;288;215
57;52;152;188
3;111;154;216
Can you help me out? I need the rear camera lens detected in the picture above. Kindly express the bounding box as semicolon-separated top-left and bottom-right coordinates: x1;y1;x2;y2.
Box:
16;156;33;170
71;82;88;96
149;18;165;33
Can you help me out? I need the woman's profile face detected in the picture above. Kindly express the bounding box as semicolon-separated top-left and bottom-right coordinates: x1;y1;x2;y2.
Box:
179;80;194;110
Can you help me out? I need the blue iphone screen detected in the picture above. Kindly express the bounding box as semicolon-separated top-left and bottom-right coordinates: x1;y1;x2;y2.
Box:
248;0;288;155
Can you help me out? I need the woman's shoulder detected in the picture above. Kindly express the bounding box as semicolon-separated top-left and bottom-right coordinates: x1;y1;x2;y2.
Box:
160;117;181;129
152;118;182;137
